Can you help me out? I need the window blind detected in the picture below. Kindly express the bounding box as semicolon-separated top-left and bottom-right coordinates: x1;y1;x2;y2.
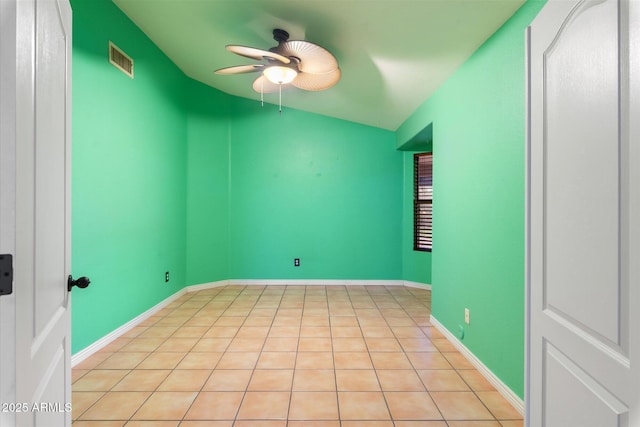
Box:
414;153;432;252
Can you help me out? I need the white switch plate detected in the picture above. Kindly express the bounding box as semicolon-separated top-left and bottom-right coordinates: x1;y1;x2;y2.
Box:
464;308;470;325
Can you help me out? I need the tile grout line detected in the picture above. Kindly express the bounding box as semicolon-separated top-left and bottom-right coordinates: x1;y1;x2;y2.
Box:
75;290;205;423
71;284;522;426
326;285;351;423
135;287;222;424
230;284;260;424
74;289;191;422
367;285;397;424
385;284;447;424
183;285;247;424
388;284;504;425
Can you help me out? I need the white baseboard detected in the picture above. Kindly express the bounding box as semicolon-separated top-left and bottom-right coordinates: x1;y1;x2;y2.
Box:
227;279;406;286
184;280;229;292
71;279;429;366
71;280;228;367
430;315;525;415
403;280;431;290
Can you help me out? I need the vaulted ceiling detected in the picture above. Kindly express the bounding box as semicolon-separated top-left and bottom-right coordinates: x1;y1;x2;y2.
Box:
112;0;525;130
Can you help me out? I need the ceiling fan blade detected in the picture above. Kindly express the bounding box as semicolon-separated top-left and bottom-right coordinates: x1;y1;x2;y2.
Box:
251;75;284;94
226;45;290;64
278;40;338;74
214;64;265;75
292;68;341;91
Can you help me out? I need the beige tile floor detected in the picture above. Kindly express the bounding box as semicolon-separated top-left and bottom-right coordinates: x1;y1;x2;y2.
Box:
72;285;523;427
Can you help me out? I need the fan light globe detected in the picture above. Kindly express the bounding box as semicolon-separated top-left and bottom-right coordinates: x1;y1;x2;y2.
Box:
263;66;297;85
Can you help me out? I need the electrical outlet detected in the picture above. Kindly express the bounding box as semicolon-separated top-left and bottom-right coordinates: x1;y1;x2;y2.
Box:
165;271;170;283
294;258;300;267
464;308;470;325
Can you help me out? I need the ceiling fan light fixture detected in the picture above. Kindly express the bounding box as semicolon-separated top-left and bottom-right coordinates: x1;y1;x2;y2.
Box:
263;65;297;85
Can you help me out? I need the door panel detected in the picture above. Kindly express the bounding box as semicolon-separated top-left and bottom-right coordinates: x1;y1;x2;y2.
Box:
543;0;622;345
544;343;625;427
14;0;72;425
34;0;68;337
527;0;637;425
35;345;67;426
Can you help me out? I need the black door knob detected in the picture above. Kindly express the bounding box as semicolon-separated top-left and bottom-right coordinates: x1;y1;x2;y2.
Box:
68;275;90;292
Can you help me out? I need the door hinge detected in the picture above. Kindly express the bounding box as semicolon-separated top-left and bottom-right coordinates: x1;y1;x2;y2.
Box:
0;254;13;296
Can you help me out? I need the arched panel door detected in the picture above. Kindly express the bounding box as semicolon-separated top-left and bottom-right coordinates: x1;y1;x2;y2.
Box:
526;0;639;425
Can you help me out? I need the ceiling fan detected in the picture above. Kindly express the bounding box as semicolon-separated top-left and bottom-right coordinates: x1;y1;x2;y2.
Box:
215;29;341;94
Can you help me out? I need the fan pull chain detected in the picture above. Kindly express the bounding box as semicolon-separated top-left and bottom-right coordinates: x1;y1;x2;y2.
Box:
279;84;282;114
260;80;264;107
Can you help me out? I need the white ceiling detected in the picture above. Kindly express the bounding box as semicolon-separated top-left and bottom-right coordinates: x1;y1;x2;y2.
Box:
112;0;525;130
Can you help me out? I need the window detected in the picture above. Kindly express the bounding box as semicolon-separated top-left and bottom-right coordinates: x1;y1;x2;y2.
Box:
414;152;432;251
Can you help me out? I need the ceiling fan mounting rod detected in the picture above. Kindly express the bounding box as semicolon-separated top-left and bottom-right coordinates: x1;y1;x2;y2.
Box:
273;28;290;43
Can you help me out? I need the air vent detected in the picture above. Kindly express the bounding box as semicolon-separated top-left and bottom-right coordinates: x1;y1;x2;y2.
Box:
109;41;134;78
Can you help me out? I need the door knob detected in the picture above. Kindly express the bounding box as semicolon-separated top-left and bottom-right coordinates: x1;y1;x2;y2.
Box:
68;275;90;292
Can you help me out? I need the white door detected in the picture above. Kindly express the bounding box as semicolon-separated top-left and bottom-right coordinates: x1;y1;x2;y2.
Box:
1;0;73;426
526;0;639;426
0;0;19;425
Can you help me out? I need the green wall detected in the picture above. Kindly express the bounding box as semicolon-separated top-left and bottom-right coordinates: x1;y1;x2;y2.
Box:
228;98;401;280
72;0;545;402
396;0;545;398
185;79;231;286
71;0;187;353
71;0;403;354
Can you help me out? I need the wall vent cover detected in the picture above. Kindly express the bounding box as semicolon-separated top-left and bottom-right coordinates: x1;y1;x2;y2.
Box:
109;41;134;78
